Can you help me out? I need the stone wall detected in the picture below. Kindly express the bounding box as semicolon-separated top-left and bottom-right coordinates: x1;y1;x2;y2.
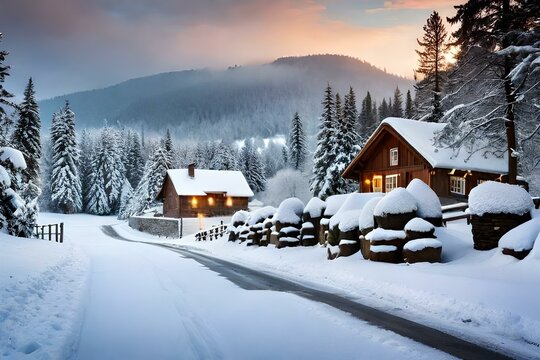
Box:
470;212;531;250
128;216;180;238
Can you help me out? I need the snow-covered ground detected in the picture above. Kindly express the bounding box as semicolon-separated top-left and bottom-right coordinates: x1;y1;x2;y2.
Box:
1;213;456;359
115;218;540;359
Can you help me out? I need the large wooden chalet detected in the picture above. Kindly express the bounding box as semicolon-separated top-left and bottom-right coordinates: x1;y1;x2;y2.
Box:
342;118;511;198
157;164;254;218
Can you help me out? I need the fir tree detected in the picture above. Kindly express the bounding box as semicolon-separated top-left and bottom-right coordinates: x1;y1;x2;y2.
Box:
391;87;404;117
0;32;14;145
287;112;307;171
50;102;83;214
162;129;175;169
12;78;41;201
239;140;266;193
359;91;377;137
211;141;237;170
378;98;390;121
125;131;144;188
310;84;336;198
405;90;414;118
416;11;448;122
79;129;93;209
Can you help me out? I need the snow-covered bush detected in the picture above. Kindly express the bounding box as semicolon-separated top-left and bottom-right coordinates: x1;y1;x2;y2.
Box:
374;188;417;217
323;194;350;218
261;169;311;207
303;197;326;221
499;218;540;254
329;193;382;229
358;196;383;235
469;181;533;216
406;179;442;225
247;206;276;226
274;198;304;226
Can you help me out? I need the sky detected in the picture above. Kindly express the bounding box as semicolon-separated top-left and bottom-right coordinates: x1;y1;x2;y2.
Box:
1;0;462;100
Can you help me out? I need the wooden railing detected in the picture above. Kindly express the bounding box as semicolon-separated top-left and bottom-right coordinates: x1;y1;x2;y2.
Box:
195;224;228;241
33;223;64;243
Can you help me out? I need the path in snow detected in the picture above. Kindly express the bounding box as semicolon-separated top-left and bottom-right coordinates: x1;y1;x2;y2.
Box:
103;225;513;360
52;214;454;360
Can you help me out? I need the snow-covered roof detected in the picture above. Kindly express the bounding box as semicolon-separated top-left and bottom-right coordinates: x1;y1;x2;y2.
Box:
344;118;508;176
165;169;254;197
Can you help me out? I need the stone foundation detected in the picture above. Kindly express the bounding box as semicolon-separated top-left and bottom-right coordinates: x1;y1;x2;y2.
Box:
403;246;441;263
128;216;180;238
470;212;531;250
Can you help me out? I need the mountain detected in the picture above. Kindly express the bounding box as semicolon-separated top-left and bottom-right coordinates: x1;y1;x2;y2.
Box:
39;54;413;140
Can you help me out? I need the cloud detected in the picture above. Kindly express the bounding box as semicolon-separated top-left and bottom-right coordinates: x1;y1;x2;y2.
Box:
367;0;461;13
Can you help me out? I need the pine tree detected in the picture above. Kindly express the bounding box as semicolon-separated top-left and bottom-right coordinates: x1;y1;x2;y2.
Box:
405;90;414;118
79;129;93;209
50;102;82;214
211;141;237;170
378;98;390;121
310;84;336;198
239;140;266;193
86;143;110;216
12;78;41;202
416;11;448;122
442;0;539;183
0;32;15;145
391;87;404;117
287;112;307;171
117;179;133;219
125;131;144;188
359;91;377;137
162;129;175;169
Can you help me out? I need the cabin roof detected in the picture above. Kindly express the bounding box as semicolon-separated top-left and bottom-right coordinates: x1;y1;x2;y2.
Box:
163;169;254;197
343;117;508;178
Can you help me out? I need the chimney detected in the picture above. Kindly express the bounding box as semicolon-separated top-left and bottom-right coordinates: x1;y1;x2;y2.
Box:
188;163;195;178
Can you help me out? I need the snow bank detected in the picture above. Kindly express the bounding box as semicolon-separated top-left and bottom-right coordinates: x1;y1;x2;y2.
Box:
469;181;533;216
339;239;357;245
404;218;435;233
406;179;442;218
374;188;417;216
359;196;383;230
275;198;304;224
330;193;382;228
304;197;326;218
338;209;363;232
0;147;27;169
370;245;397;253
231;210;249;224
247;206;276;225
323;194;350;217
499;218;540;252
404;239;442;252
365;228;406;241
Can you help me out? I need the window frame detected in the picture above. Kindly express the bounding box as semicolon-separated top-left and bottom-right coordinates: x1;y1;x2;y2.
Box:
389;147;399;166
372;175;383;193
385;174;399;193
450;176;466;195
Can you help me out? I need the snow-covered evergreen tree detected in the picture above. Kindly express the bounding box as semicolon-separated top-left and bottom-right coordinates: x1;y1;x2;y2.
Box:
310;84;336;199
287;112;307;171
12;78;41;198
162;129;175;169
263;142;286;178
359;91;377;139
239;140;266;193
117;179;133;219
211;141;238;170
378;98;390;121
0;33;15;146
50;102;82;214
79;129;94;209
125;130;144;188
405;90;415;118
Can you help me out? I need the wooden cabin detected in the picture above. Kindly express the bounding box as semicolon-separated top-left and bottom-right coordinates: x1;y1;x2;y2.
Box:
342;118;511;199
156;164;254;218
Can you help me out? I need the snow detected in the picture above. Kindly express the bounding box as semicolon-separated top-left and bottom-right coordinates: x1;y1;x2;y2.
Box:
499;218;540;252
338;209;363;232
320;218;330;226
246;206;276;225
274;197;304;224
165;169;254;197
469;181;533;216
404;218;435;233
365;228;407;241
330;193;383;228
358;196;384;230
280;237;300;242
0;165;10;187
280;226;299;234
370;245;398;253
339;239;358;245
302;222;314;229
304;197;326;218
378;118;508;174
406;179;442;218
231;210;249;224
0;147;27;169
374;188;417;216
404;239;442;252
323;194;350;217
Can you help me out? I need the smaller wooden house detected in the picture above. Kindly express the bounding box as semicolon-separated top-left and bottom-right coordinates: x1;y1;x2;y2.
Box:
342;118;512;198
157;164;254;218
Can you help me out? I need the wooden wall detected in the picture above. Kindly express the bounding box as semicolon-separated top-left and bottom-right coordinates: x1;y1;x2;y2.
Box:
177;195;248;218
162;176;180;218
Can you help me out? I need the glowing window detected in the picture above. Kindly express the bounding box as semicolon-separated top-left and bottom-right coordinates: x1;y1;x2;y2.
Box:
191;197;198;208
385;174;398;192
208;197;215;206
372;176;382;193
225;197;233;207
450;176;466;195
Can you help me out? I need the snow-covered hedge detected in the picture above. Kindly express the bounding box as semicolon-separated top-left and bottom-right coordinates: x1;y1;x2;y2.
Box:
329;193;382;229
404;218;435;233
365;228;406;241
323;194;350;218
275;197;304;224
358;196;383;231
406;179;442;218
499;218;540;252
247;206;276;225
403;238;442;252
338;210;363;232
374;188;417;217
469;181;533;216
304;197;326;219
231;210;250;225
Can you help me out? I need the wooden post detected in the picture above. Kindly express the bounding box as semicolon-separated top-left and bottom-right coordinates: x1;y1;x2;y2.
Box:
60;223;64;243
48;224;52;241
41;225;45;239
55;223;59;242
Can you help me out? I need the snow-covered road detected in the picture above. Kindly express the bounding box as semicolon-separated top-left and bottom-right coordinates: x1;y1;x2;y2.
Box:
6;213;455;360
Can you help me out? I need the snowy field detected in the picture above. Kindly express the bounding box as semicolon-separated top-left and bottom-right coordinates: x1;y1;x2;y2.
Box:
1;213;456;360
115;217;540;359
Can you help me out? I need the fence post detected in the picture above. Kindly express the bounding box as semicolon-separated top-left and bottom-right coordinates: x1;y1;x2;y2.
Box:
48;224;52;241
41;225;45;239
60;223;64;243
55;223;59;242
